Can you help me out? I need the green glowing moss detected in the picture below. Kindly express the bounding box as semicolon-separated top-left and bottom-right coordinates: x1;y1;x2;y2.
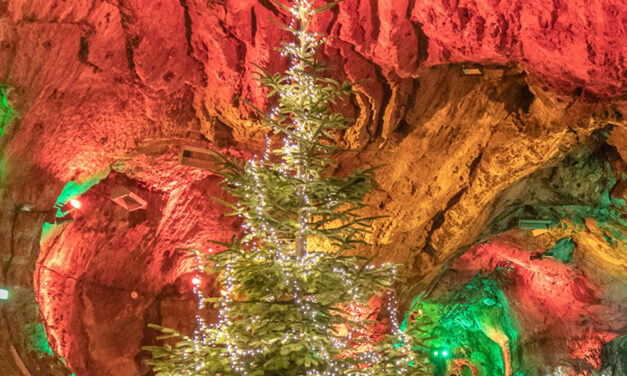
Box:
403;276;522;376
0;85;17;140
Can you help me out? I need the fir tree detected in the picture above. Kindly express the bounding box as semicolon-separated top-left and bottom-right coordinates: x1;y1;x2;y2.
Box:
145;1;429;375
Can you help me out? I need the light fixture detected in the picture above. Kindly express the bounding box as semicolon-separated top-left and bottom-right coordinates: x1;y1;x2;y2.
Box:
442;350;449;357
58;199;82;213
462;67;482;75
43;200;80;225
111;185;147;212
0;288;9;301
192;277;201;286
179;145;219;171
518;219;552;230
69;199;81;209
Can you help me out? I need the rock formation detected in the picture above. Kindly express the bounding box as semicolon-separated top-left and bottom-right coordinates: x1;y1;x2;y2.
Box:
0;0;625;375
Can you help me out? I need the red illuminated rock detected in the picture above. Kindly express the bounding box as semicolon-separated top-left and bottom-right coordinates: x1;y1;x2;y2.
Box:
35;146;238;376
411;0;627;99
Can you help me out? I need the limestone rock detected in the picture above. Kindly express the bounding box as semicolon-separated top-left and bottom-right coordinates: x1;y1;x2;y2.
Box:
0;0;624;375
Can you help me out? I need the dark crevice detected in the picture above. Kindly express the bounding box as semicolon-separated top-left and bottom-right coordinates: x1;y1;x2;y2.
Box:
179;0;193;54
368;0;380;42
413;21;429;64
492;71;535;115
515;84;535;113
78;35;89;62
257;0;280;17
468;149;484;181
395;80;420;136
326;1;340;36
78;33;101;73
421;187;467;256
123;36;140;80
565;86;583;110
216;8;247;77
250;6;257;46
178;0;207;86
433;188;466;233
405;1;429;66
395;118;412;137
372;65;392;139
116;3;141;82
406;0;416;18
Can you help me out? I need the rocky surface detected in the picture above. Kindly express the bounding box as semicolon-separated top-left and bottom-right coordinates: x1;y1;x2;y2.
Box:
0;0;625;375
35;146;238;376
420;236;626;375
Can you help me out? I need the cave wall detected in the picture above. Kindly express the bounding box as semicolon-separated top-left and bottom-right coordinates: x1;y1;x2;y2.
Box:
0;0;625;375
35;146;238;376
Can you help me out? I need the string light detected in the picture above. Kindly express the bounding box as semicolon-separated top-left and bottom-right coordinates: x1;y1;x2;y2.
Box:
147;1;422;374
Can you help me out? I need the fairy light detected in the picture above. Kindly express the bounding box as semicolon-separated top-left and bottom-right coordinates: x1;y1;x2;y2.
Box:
155;1;423;374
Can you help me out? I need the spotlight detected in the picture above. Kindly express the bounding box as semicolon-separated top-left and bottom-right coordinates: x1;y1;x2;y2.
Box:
57;199;82;214
192;277;201;285
69;199;81;209
179;145;219;172
18;204;34;212
442;350;449;357
43;200;80;225
111;185;147;212
518;219;552;230
462;67;482;76
433;351;438;356
0;288;9;301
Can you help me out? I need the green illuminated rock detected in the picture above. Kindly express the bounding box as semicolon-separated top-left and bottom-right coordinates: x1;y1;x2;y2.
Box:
0;85;16;140
545;237;575;263
403;277;521;376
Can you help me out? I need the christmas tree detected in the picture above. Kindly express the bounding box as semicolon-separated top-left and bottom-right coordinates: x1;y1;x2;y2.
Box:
145;1;429;374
